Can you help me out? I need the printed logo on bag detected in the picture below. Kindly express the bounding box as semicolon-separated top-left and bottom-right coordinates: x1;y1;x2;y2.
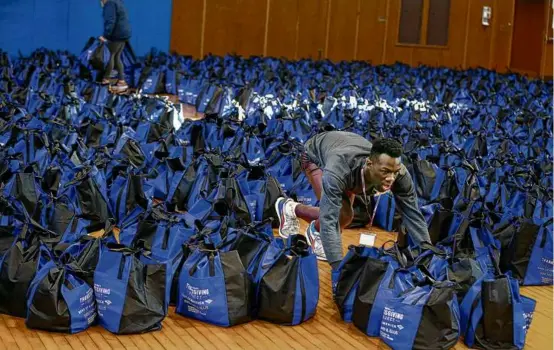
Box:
80;288;94;304
94;284;111;295
297;196;312;205
383;307;404;320
523;311;534;333
94;284;112;316
78;288;97;325
186;283;209;297
380;307;406;341
182;283;213;316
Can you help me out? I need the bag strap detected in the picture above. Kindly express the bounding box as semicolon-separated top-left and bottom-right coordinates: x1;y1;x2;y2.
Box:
188;251;216;277
381;240;408;268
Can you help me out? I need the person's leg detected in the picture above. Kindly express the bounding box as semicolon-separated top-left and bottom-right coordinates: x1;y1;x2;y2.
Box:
102;41;118;84
275;152;355;238
295;155;354;230
112;41;128;90
293;159;322;224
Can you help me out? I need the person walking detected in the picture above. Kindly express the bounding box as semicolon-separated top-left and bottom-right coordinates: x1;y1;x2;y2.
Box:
99;0;131;92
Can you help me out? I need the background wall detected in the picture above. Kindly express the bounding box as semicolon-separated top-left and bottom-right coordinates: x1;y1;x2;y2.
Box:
0;0;173;57
170;0;553;78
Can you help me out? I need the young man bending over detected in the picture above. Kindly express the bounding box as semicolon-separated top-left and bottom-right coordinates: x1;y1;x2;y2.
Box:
275;131;433;269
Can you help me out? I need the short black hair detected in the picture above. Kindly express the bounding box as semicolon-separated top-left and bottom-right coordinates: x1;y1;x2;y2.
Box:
370;138;403;159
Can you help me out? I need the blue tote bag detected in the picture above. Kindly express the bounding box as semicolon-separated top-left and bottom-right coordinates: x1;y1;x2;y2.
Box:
255;235;319;325
379;281;460;350
93;244;167;334
26;258;97;334
331;244;381;323
461;273;536;350
175;247;254;327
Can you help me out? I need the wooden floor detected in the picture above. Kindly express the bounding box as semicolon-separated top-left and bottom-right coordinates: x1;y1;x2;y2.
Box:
0;221;551;350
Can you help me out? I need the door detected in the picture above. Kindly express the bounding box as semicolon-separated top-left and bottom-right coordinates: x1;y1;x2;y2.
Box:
356;0;388;65
510;0;548;76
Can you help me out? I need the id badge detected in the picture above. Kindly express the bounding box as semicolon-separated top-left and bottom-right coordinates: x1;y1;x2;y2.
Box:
359;232;377;247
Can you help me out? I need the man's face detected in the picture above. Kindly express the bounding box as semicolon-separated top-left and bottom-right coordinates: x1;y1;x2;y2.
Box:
366;154;402;192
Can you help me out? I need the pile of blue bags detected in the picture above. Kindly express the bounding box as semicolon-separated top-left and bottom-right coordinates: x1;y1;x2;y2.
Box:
0;42;320;335
0;37;551;349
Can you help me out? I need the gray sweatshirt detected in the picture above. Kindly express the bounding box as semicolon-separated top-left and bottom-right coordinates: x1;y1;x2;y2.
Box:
303;131;432;264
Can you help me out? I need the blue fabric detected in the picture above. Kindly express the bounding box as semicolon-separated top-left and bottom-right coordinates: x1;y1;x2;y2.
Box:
107;173;150;226
175;248;251;327
379;286;429;348
176;249;229;326
363;262;416;336
373;192;395;231
379;283;460;350
26;260;97;334
331;245;381;322
102;0;131;41
255;235;319;325
462;274;535;350
93;244;167;334
523;219;553;286
93;246;129;333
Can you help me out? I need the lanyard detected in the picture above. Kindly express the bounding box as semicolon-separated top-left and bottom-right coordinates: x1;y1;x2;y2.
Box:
361;167;381;228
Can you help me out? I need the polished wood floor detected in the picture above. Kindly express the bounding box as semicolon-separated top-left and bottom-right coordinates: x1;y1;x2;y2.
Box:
0;221;551;349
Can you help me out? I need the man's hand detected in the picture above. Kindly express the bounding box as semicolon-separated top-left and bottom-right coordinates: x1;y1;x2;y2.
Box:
99;36;107;42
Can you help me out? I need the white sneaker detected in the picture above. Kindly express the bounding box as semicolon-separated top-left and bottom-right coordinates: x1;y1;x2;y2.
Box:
275;197;300;239
305;221;327;261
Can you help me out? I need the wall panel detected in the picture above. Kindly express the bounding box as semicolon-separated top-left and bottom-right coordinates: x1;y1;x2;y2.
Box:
543;44;553;77
266;0;298;58
383;0;413;65
412;47;445;67
170;0;204;57
326;0;358;62
203;0;267;57
464;0;495;69
441;0;469;69
490;0;515;72
167;0;551;79
510;0;546;75
296;0;329;59
0;0;172;57
356;0;388;64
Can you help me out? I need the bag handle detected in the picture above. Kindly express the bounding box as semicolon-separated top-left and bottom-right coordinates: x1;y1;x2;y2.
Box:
188;251;216;277
381;240;408;268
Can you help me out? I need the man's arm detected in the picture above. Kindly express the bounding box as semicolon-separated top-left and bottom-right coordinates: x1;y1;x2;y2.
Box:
319;172;347;265
391;166;432;246
103;2;117;39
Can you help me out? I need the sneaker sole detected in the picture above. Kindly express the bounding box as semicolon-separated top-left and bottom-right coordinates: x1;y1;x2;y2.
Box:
274;198;288;239
306;226;327;261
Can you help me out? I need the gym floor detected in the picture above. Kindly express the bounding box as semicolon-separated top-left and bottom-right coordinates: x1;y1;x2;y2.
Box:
0;219;551;350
